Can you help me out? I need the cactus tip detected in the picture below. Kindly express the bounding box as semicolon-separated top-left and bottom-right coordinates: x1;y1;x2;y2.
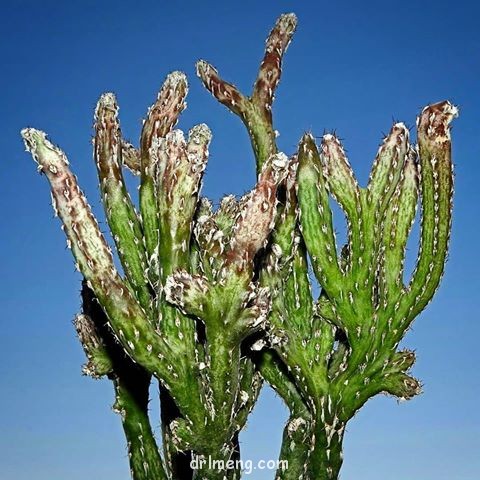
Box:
165;70;188;86
188;123;212;144
417;101;459;142
277;12;298;30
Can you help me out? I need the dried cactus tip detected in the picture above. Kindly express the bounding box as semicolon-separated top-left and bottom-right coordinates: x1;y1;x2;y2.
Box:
165;70;188;86
189;123;212;142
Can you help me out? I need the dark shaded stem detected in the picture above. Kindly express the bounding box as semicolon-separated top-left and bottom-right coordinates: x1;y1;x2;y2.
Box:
113;373;167;480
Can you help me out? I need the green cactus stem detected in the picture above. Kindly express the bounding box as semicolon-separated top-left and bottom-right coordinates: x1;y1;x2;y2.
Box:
164;153;288;478
94;93;152;312
197;14;320;477
76;282;166;480
140;71;188;280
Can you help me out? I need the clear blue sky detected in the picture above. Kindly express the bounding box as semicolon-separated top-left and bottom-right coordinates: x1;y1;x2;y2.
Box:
1;1;479;479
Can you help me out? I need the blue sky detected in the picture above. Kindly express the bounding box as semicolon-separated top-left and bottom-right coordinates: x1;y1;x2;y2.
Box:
1;1;479;479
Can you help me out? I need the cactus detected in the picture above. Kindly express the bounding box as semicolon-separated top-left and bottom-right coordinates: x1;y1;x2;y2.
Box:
22;12;456;480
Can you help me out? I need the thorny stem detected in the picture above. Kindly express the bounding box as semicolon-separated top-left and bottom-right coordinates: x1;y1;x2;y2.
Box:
78;283;167;480
196;13;297;171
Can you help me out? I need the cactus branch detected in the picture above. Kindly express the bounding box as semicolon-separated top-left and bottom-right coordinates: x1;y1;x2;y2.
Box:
21;129;182;391
197;13;297;170
139;72;188;273
79;283;167;480
94;93;152;312
297;133;342;299
402;101;457;321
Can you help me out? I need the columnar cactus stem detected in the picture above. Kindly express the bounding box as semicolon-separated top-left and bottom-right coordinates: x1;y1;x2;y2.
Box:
156;125;210;281
21;129;180;381
139;71;188;277
401;102;456;321
165;153;288;478
77;283;167;480
94;93;152;312
254;350;312;480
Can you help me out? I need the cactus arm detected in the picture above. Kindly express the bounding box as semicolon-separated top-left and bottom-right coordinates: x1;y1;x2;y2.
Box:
21;129;185;390
366;123;410;214
261;157;329;397
255;350;312;480
263;156;313;338
400;101;457;322
252;13;297;118
321;134;361;275
77;283;167;480
113;374;167;480
256;153;321;475
94;93;152;312
196;58;275;172
195;61;250;119
249;12;297;168
225;153;288;271
197;14;297;171
154;126;210;433
359;124;410;290
157;125;211;281
340;350;421;421
139;72;188;271
163;155;287;477
74;313;113;378
261;155;342;478
297;133;343;298
379;149;419;304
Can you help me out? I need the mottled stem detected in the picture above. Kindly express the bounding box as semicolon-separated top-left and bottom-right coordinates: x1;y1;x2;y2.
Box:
197;13;297;171
139;72;188;275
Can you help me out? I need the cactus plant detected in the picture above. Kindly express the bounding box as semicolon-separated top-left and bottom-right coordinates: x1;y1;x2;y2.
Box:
22;12;456;480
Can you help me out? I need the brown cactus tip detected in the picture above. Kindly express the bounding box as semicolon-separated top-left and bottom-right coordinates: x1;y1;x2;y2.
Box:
271;13;298;41
195;59;213;79
21;128;70;168
97;92;117;109
417;101;459;142
164;70;188;89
